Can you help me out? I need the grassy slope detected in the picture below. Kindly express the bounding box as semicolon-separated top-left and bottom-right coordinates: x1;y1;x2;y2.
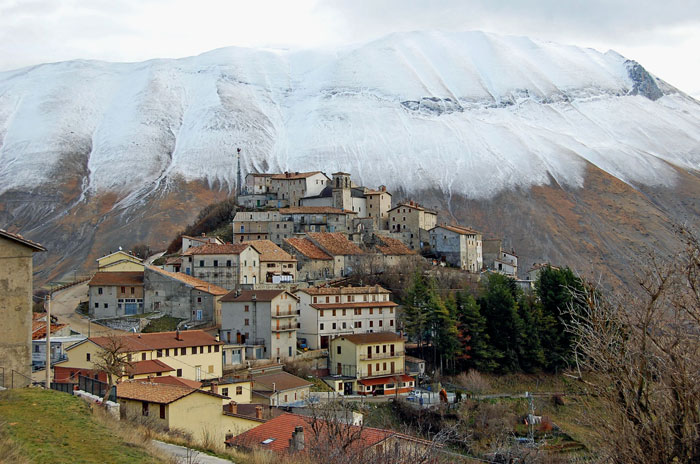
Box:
0;389;165;464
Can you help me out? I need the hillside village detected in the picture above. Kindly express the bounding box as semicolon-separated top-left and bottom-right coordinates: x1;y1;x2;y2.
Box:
0;170;559;462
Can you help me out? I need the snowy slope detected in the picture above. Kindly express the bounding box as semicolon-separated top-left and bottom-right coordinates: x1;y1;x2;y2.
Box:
1;31;699;202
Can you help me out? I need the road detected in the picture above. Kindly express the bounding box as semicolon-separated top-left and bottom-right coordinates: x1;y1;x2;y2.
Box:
49;282;123;337
152;440;234;464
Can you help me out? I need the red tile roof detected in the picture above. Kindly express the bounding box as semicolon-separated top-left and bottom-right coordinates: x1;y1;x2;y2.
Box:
375;236;416;256
86;329;222;353
116;380;225;404
388;202;436;214
146;266;228;295
244;240;296;262
88;271;144;287
127;359;174;376
279;207;356;215
307;233;364;256
32;321;68;340
432;224;480;236
310;301;397;310
165;256;182;265
150;376;203;389
298;285;390;296
335;332;403;345
228;413;417;454
182;243;251;256
252;372;312;395
220;289;297;303
270;171;325;180
0;228;46;251
284;238;332;261
358;375;414;386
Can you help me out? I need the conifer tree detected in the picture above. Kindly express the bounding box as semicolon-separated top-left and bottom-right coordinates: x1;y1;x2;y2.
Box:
455;290;499;372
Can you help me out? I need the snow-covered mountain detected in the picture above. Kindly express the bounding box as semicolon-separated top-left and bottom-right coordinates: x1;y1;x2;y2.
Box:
1;31;698;203
1;31;698;284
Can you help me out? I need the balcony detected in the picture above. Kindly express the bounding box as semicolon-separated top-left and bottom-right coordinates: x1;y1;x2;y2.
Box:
359;351;403;361
272;310;297;318
272;322;296;332
359;368;405;379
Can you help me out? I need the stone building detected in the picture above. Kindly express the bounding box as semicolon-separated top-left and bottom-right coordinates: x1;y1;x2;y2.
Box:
269;171;330;207
282;237;334;282
306;232;365;278
387;202;438;250
278;206;357;235
245;240;297;284
429;224;483;273
0;229;45;388
483;239;518;277
182;243;260;289
144;266;228;325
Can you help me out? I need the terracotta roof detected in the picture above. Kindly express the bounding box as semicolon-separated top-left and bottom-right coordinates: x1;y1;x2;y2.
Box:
88;271;144;287
375;236;416;256
279;207;356;215
252;372;312;395
335;332;403;345
228;413;397;453
432;224;480;236
182;243;251;256
220;289;297;303
284;238;332;261
0;228;46;251
270;171;326;180
298;285;390;296
358;375;414;386
116;380;225;404
151;376;203;389
85;329;222;353
307;233;364;256
32;321;68;340
127;359;174;376
165;256;182;265
244;240;296;262
146;266;228;295
310;301;397;310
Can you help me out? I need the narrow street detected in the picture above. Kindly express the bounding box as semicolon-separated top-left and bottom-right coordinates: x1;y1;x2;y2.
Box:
49;282;123;337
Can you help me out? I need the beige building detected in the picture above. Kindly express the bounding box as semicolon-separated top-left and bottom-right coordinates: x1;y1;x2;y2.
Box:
364;186;392;229
56;330;224;383
387;202;438;250
180;234;224;255
296;285;397;350
182;243;260;289
249;367;312;406
269;171;330;207
0;229;45;388
429;224;483;272
96;250;144;272
117;381;262;444
87;271;144;318
328;332;414;396
219;289;298;362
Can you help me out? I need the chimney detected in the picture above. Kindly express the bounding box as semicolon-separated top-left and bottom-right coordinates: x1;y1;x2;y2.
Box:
255;405;263;420
175;329;181;341
215;333;220;342
224;401;238;414
211;381;218;395
289;426;305;452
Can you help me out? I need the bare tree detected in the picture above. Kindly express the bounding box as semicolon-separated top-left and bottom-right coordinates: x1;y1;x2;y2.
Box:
565;228;700;463
92;334;133;405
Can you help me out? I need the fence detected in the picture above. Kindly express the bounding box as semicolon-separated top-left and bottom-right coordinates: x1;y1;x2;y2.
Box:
78;375;116;402
50;381;76;394
0;366;36;389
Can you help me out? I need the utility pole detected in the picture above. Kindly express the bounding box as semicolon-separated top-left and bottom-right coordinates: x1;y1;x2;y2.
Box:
45;290;52;389
236;147;242;196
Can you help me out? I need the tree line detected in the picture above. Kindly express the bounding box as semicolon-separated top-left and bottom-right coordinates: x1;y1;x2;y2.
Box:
401;266;586;374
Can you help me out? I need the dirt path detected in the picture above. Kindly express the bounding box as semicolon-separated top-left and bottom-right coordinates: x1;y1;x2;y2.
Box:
50;282;123;336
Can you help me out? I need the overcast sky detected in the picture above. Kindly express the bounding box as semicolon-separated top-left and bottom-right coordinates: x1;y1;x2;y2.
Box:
1;0;699;96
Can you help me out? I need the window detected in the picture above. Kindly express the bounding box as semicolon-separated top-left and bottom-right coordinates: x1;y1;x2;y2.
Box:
191;347;197;355
86;353;91;362
159;404;166;419
142;402;149;416
94;302;99;308
199;260;204;267
337;346;341;355
197;297;202;303
379;320;383;327
313;297;317;303
157;350;162;358
236;386;243;395
383;345;387;353
165;349;169;356
325;296;330;303
343;322;347;329
335;296;340;303
199;346;204;354
354;321;361;328
244;305;249;312
354;308;361;315
195;366;202;381
390;320;394;327
214;345;219;353
208;345;212;353
213;260;218;267
342;309;346;316
332;309;336;316
176;368;182;377
222;387;229;397
245;319;249;326
320;310;324;317
332;323;336;330
103;303;108;308
121;286;125;293
142;353;147;361
383;362;387;370
369;321;374;327
98;287;103;295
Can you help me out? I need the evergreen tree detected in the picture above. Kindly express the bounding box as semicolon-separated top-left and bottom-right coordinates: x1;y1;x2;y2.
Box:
455;290;499;372
517;292;546;372
535;266;585;371
435;294;461;374
402;271;431;353
479;273;525;372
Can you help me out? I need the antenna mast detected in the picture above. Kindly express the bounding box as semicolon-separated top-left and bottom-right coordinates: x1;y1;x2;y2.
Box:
236;147;242;196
